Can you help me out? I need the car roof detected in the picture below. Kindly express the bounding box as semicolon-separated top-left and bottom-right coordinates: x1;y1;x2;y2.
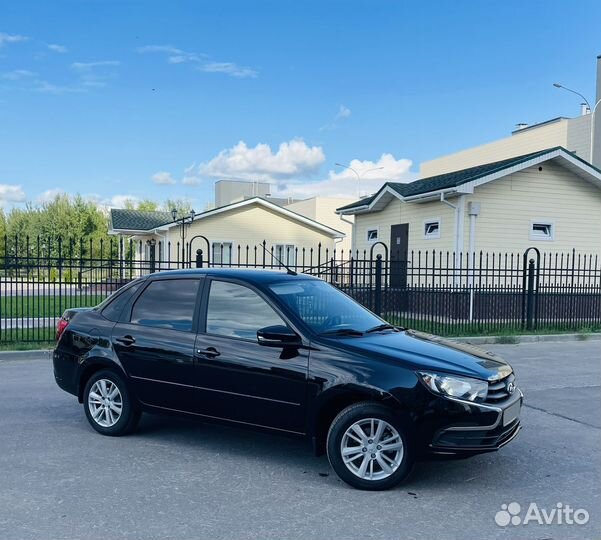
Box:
145;267;319;284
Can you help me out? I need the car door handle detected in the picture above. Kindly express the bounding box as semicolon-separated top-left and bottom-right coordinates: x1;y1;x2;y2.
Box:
115;335;136;346
196;347;221;359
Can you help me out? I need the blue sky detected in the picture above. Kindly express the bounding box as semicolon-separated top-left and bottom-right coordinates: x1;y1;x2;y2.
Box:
1;0;600;210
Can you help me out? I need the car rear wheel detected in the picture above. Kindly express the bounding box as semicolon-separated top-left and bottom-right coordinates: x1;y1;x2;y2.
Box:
326;402;413;490
83;370;140;436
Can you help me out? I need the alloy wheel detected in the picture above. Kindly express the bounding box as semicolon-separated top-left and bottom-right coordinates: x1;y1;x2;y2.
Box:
340;418;404;481
87;379;123;428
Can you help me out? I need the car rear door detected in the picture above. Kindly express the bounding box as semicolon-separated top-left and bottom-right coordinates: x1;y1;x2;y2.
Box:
112;276;203;412
192;278;309;434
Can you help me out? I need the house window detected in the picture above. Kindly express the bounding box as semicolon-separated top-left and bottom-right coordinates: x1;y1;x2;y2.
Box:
212;242;233;265
530;221;554;241
274;244;297;267
367;229;379;242
424;219;441;239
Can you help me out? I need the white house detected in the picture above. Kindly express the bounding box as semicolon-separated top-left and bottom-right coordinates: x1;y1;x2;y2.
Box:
109;197;345;269
337;147;601;260
285;196;355;253
421;55;601;175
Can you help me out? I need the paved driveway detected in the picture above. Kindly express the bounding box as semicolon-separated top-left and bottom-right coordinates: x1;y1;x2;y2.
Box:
0;340;599;540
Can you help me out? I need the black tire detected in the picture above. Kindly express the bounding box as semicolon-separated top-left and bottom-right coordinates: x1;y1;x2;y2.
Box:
83;369;141;436
326;401;413;490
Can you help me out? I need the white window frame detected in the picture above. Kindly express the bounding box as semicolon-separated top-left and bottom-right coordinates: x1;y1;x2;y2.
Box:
211;241;234;265
529;220;555;241
423;217;441;240
366;227;379;243
274;243;297;267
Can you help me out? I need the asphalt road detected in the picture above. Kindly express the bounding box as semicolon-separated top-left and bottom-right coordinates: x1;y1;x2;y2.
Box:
0;340;599;540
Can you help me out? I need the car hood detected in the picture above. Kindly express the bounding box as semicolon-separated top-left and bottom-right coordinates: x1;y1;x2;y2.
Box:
335;329;512;381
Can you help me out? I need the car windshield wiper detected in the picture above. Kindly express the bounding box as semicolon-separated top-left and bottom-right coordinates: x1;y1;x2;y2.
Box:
365;323;398;333
320;328;364;336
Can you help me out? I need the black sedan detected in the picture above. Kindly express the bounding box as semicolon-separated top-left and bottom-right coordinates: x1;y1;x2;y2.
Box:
53;268;522;490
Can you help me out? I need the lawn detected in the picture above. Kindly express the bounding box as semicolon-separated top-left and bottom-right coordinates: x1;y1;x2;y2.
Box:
383;315;601;338
0;294;106;319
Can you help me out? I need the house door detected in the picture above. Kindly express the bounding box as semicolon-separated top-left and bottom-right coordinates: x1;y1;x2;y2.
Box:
390;224;409;288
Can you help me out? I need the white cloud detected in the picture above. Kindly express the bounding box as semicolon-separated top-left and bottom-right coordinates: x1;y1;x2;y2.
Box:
199;139;325;181
34;80;83;94
136;44;204;64
0;32;28;47
105;194;140;208
320;104;352;131
182;163;201;185
276;153;415;199
71;60;120;71
33;191;138;210
152;171;177;185
36;188;66;204
47;43;67;53
1;69;36;80
137;44;258;78
2;60;118;94
70;60;120;88
198;62;258;79
336;104;351;119
137;45;183;55
0;183;26;204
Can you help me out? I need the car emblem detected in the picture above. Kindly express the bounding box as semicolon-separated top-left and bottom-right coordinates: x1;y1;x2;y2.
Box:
507;381;515;394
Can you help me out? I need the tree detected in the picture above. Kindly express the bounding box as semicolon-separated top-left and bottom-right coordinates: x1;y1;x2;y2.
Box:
136;199;160;212
163;198;194;216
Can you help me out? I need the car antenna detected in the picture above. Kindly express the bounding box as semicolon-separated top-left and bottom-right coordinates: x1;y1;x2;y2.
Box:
261;243;297;275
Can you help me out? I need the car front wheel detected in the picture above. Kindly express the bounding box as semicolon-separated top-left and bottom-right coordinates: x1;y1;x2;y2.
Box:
326;402;413;490
83;370;140;436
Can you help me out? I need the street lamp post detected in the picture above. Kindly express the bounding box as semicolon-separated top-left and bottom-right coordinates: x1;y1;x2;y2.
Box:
334;163;385;198
171;208;196;267
553;83;601;165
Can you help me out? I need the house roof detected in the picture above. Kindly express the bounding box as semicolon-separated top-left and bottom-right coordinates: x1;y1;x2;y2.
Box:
110;209;173;232
337;146;601;214
109;197;345;238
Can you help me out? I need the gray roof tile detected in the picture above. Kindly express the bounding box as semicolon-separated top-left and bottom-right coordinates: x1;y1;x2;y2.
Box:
110;209;173;231
336;146;590;212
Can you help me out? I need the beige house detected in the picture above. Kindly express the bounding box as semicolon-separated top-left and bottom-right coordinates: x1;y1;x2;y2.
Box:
109;197;345;269
286;196;355;253
337;147;601;260
421;56;601;174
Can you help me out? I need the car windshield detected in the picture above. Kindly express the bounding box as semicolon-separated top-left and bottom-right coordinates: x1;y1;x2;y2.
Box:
268;279;384;334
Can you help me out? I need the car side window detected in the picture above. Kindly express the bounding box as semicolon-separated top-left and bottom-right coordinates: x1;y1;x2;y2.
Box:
130;279;200;332
206;280;285;340
101;281;142;322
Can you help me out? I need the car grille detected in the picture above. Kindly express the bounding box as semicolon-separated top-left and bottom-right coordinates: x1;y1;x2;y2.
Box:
485;373;516;403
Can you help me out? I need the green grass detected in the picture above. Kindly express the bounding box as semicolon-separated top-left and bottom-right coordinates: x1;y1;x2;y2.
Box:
0;294;106;318
385;316;601;338
0;327;56;347
0;340;55;351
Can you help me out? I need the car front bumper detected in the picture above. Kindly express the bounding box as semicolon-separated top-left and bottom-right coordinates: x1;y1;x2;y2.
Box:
426;389;524;456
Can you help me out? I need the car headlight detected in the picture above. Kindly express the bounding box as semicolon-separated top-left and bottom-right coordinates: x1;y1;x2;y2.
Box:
417;371;488;402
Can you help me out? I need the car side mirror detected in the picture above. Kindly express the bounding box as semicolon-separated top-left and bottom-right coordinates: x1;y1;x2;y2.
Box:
257;325;301;348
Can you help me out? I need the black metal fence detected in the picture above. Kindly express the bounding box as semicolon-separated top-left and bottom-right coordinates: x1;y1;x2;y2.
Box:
1;235;599;343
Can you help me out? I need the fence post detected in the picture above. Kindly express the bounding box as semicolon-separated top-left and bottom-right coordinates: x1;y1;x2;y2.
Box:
374;254;383;316
526;258;536;330
149;241;156;274
196;249;203;268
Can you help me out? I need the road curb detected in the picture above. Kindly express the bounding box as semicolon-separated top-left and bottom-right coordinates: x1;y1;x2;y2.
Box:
0;349;53;361
451;333;601;345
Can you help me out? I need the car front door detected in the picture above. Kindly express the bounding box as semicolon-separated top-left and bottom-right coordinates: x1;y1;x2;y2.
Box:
193;278;309;434
112;276;203;412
